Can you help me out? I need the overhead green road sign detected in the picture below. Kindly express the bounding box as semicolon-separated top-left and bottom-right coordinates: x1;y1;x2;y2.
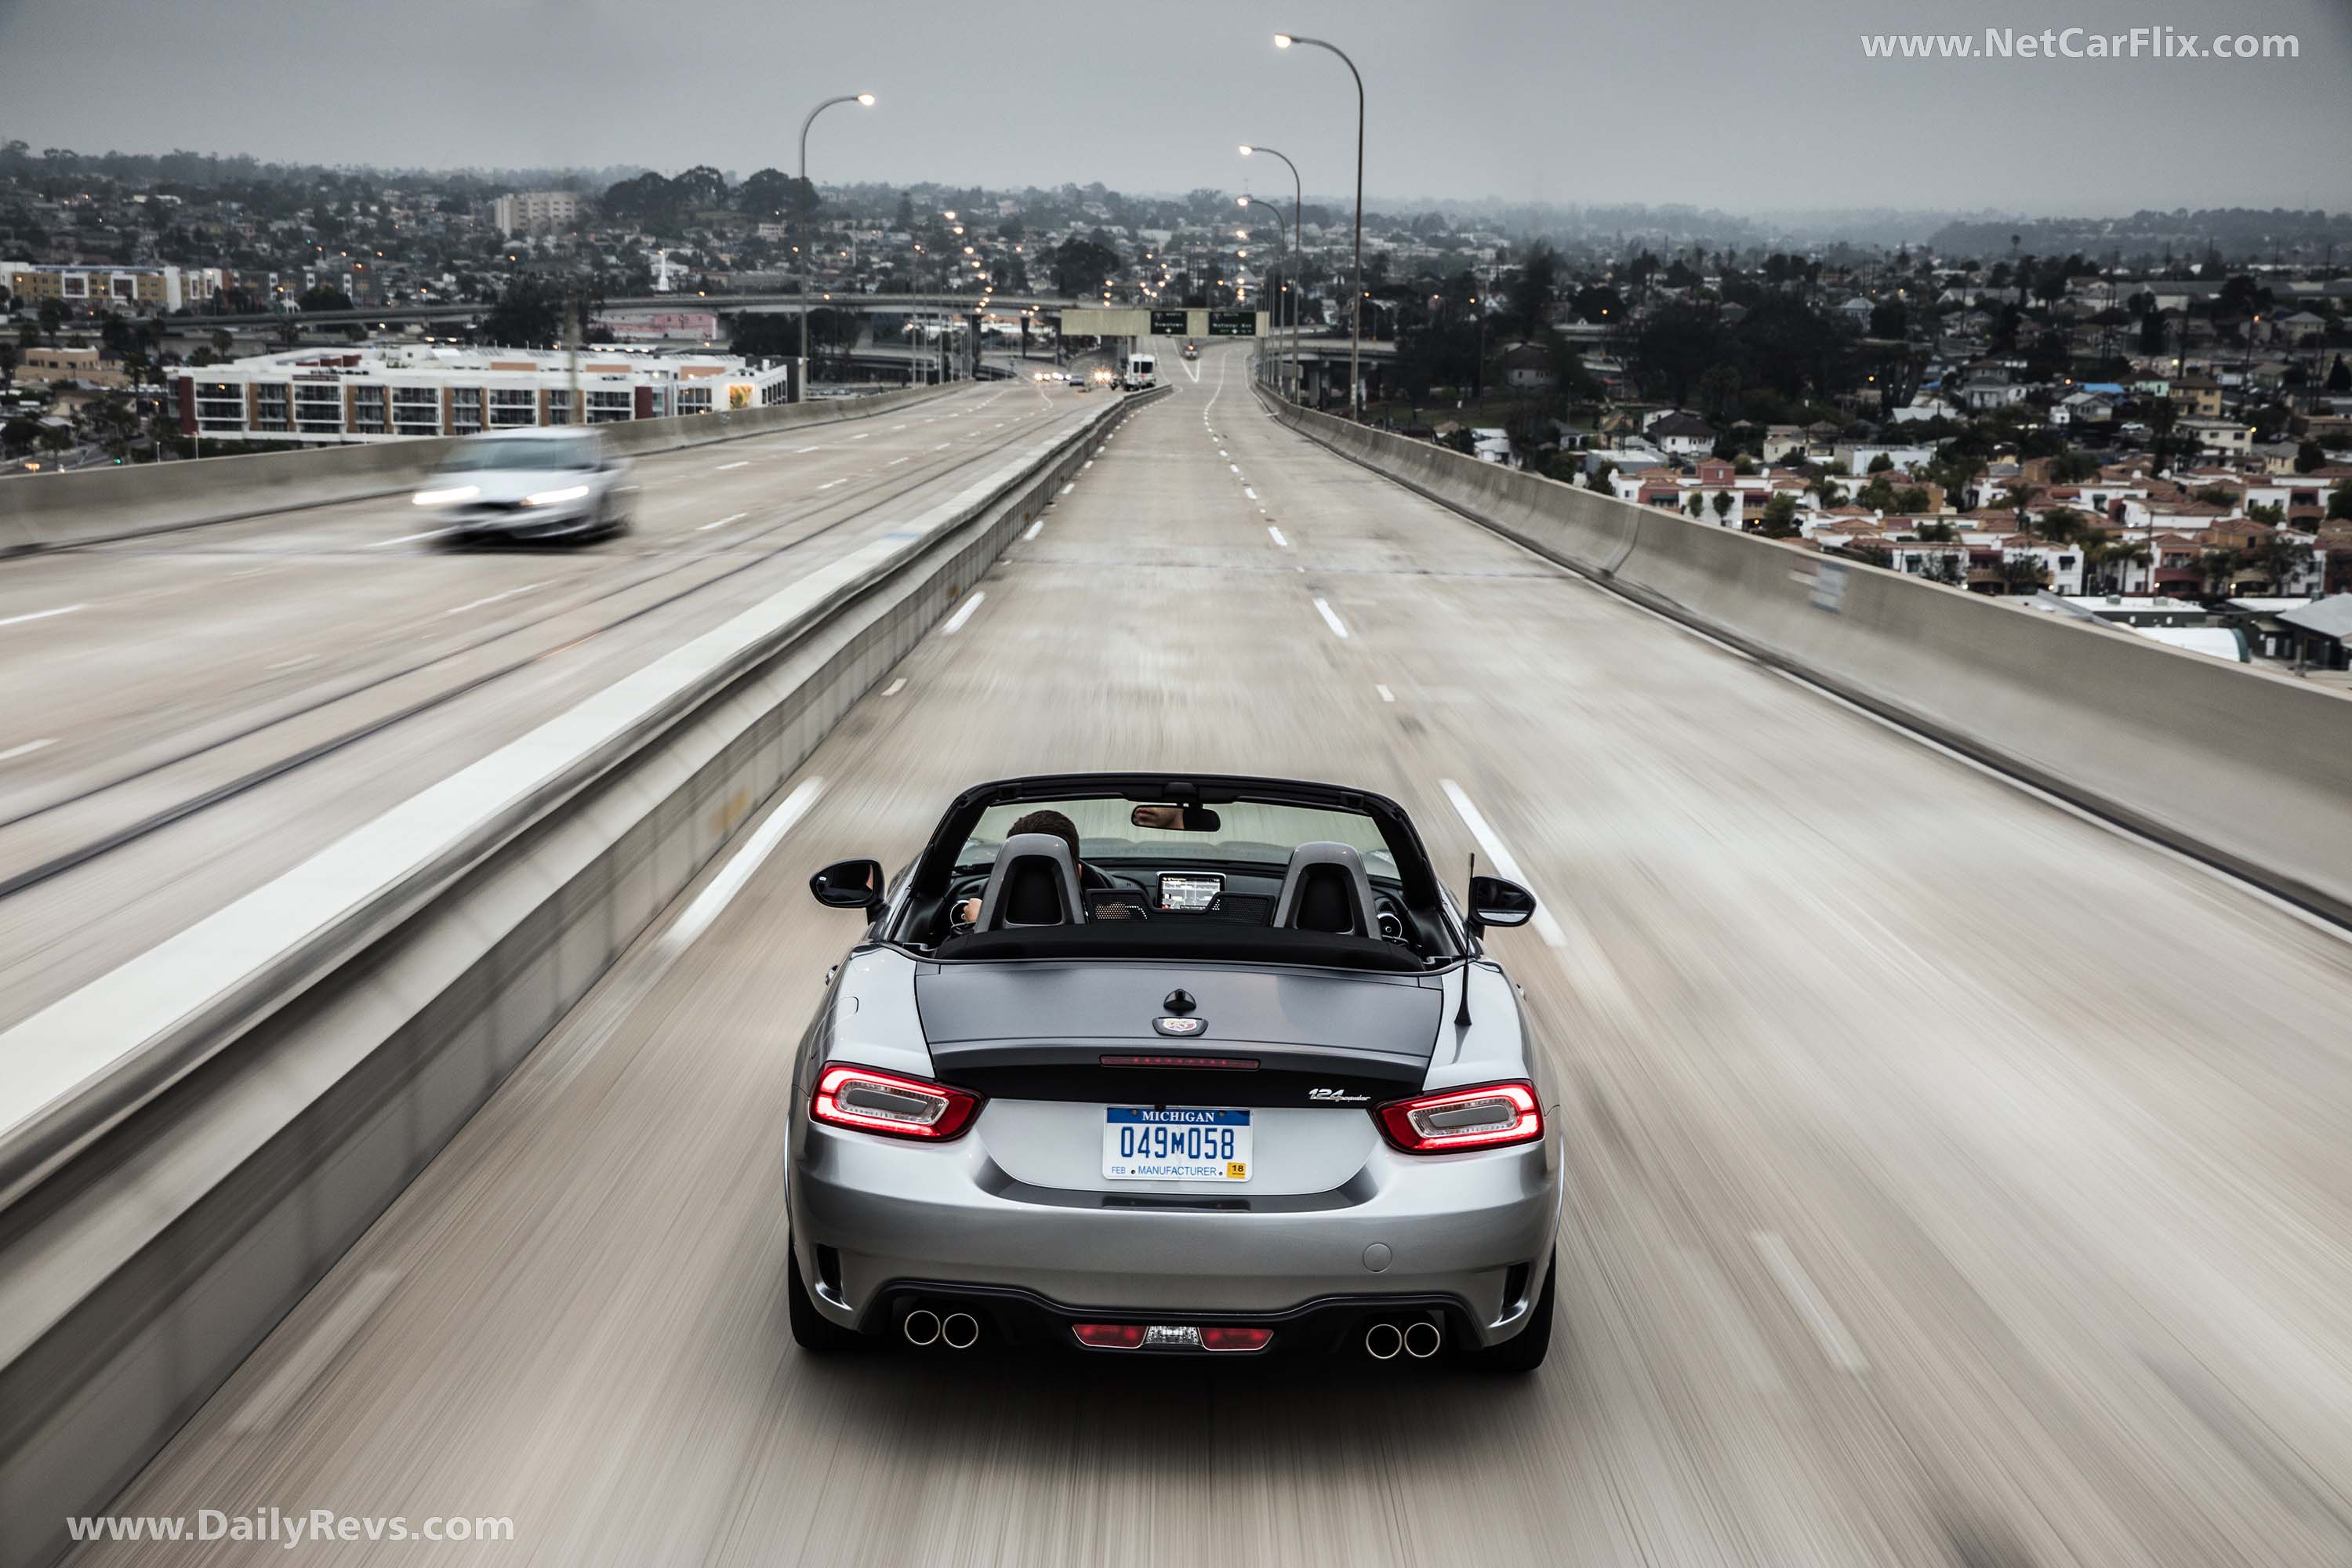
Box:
1208;310;1268;337
1149;308;1189;336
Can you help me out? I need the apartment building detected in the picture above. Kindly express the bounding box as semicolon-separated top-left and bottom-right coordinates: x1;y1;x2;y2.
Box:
491;191;583;236
172;344;793;445
2;262;205;310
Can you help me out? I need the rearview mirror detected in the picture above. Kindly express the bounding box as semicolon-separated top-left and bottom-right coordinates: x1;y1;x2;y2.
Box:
1131;804;1221;833
809;858;885;915
1465;873;1537;935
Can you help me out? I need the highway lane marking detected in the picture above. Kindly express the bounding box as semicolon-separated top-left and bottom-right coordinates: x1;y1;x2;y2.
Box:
1023;519;1045;541
888;456;909;466
662;777;828;955
1229;463;1242;474
267;655;318;671
0;604;86;629
795;445;825;452
939;590;986;634
1751;1231;1869;1375
365;527;453;549
444;581;545;616
1376;684;1395;703
1059;482;1074;495
849;433;871;441
699;513;749;532
882;678;907;697
891;423;908;430
935;443;953;451
1244;487;1258;500
0;738;56;763
1312;597;1348;638
815;478;847;491
1436;779;1575;955
715;460;750;471
227;1267;403;1436
1268;525;1289;548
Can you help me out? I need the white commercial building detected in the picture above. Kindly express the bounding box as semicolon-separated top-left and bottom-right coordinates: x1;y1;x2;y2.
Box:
172;343;793;445
492;191;584;236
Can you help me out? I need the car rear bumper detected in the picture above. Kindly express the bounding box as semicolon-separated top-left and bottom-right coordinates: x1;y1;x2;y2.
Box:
786;1116;1560;1351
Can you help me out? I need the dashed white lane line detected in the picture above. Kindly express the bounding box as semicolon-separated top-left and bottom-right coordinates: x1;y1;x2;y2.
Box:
715;460;750;471
267;654;318;671
1436;779;1572;952
891;423;908;430
1243;487;1258;500
795;445;824;453
1229;463;1241;474
935;443;953;451
1436;779;1635;1021
881;678;907;697
940;591;986;634
660;776;829;954
365;528;452;550
1023;519;1045;541
887;456;909;466
699;512;749;532
1751;1231;1870;1375
1059;482;1074;495
815;478;847;491
849;433;871;441
444;581;545;616
1376;684;1395;703
1268;525;1289;548
1312;597;1349;639
0;738;56;763
0;604;87;629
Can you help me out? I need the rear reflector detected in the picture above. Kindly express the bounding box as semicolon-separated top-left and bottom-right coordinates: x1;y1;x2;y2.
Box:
1375;1080;1543;1153
1200;1327;1274;1352
1099;1054;1259;1070
1073;1323;1146;1348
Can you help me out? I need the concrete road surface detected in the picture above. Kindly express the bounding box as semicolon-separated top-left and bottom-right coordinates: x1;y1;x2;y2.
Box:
68;345;2352;1566
0;379;1091;1029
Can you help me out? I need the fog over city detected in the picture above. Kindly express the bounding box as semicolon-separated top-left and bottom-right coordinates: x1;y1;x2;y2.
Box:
3;0;2349;212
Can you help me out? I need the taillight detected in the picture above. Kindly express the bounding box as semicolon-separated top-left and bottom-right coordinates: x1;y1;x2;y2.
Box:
1375;1080;1542;1153
810;1063;980;1141
1200;1326;1273;1352
1073;1323;1145;1348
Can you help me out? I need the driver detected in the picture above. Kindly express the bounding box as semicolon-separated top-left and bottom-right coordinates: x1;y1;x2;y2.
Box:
953;809;1107;927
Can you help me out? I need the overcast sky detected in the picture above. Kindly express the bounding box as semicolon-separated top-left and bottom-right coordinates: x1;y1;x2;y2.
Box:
3;0;2347;215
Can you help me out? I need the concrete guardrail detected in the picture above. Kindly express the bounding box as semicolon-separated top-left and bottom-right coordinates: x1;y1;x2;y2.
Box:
0;383;951;558
1263;392;2352;927
0;386;1163;1568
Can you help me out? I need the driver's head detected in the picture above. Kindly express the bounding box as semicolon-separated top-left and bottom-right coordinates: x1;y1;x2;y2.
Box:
1008;809;1083;865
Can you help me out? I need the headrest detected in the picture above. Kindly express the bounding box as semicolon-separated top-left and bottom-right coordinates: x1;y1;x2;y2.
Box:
1273;841;1376;936
975;833;1083;931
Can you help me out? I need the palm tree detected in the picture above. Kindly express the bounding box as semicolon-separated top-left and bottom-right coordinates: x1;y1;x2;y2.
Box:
2103;539;2151;594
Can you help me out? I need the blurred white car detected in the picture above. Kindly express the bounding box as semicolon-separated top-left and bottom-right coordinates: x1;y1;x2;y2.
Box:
412;428;635;544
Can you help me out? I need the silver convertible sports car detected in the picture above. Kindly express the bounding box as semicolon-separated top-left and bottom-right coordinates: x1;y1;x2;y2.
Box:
789;773;1560;1370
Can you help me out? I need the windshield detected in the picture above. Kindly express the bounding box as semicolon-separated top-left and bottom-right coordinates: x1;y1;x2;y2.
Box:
440;437;596;473
956;796;1400;879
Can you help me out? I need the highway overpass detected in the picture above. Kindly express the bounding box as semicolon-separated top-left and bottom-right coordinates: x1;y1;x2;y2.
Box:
2;341;2351;1566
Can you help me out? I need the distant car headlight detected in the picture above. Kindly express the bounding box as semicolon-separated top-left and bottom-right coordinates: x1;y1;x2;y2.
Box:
412;485;479;506
522;485;591;506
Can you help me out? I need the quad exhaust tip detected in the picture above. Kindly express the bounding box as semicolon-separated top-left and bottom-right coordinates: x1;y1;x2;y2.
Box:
941;1312;980;1350
902;1308;941;1347
1403;1320;1443;1359
1364;1322;1403;1360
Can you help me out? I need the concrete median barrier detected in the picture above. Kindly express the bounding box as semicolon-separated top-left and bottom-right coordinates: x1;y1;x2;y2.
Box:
0;386;1162;1568
0;383;950;557
1265;394;2352;927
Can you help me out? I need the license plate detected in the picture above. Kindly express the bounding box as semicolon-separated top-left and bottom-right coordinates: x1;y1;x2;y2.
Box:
1102;1107;1251;1181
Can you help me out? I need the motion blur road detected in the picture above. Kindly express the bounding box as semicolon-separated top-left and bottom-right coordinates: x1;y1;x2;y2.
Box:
71;344;2352;1565
0;379;1088;1031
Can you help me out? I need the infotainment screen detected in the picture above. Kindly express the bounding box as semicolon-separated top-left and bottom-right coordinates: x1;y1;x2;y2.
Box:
1156;873;1225;912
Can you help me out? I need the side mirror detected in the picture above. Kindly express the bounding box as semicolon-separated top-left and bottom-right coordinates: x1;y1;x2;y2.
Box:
810;858;885;915
1465;873;1537;935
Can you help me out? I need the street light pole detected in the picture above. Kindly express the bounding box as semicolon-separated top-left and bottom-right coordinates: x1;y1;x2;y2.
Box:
797;90;875;394
1235;198;1290;394
1240;144;1304;401
1273;33;1364;419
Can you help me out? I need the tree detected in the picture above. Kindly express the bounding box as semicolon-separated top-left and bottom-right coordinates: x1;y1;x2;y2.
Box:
481;275;573;349
298;285;353;313
2294;440;2327;474
1894;486;1932;514
1919;553;1966;586
2328;355;2351;395
1916;520;1959;542
2002;552;2048;593
2253;533;2308;590
1048;237;1120;297
2327;479;2352;523
1711;491;1734;524
2198;546;2243;601
736;168;794;216
1757;493;1802;539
